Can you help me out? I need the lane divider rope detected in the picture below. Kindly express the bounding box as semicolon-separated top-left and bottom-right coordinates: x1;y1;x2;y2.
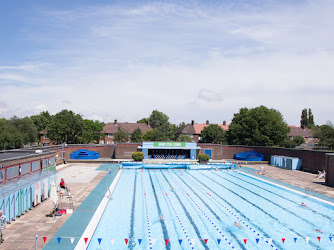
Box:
181;170;278;250
168;170;235;249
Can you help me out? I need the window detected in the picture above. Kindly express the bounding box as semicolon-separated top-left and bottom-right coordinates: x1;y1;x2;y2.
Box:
44;134;48;139
107;140;111;144
108;134;113;138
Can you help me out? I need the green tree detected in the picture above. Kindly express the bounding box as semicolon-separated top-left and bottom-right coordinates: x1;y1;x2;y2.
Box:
308;108;315;128
201;124;226;144
177;134;193;142
149;110;169;131
47;109;83;144
31;111;52;133
169;122;186;141
293;136;305;146
300;108;308;129
113;127;128;142
142;128;168;141
226;106;290;146
130;128;143;142
79;119;104;144
10;116;38;145
314;122;334;147
0;118;23;149
137;118;148;123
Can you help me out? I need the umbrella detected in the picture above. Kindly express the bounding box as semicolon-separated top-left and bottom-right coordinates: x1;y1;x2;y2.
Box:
50;183;58;209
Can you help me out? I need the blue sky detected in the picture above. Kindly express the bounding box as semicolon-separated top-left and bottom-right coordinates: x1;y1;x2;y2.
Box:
0;0;333;125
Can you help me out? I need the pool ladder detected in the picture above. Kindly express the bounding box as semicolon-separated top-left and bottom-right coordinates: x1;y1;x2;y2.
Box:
304;185;314;195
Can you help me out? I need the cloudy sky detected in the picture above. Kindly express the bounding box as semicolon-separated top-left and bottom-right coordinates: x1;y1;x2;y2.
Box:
0;0;333;125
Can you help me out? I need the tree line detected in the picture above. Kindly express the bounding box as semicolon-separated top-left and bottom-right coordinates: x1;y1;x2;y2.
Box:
0;110;103;149
1;106;333;150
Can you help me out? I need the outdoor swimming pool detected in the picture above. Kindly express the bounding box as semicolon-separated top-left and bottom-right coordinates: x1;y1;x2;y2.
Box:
87;169;334;249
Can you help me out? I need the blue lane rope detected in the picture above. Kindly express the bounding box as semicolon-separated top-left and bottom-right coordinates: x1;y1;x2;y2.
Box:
181;170;279;250
168;170;235;249
153;170;195;249
142;171;153;249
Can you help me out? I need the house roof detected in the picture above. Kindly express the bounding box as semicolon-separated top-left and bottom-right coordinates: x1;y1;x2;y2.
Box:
288;126;314;137
179;123;229;135
103;122;151;134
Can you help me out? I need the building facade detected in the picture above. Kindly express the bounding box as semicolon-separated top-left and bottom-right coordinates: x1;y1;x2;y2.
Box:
178;120;229;142
101;120;151;144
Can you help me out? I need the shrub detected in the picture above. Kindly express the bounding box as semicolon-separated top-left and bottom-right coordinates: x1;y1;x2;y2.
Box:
198;153;210;162
132;152;144;161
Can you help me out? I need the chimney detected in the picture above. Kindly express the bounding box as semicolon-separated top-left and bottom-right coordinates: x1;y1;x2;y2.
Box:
206;120;209;125
223;120;226;126
114;119;117;125
147;120;150;127
191;120;194;126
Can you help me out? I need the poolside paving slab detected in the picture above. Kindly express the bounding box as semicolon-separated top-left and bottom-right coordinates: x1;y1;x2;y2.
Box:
239;163;334;202
0;163;115;250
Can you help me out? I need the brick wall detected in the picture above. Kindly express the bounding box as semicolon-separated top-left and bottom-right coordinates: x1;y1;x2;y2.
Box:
198;144;223;160
221;145;329;173
60;145;115;161
114;143;141;159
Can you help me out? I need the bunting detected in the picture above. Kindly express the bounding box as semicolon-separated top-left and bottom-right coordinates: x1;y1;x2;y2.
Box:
43;237;47;243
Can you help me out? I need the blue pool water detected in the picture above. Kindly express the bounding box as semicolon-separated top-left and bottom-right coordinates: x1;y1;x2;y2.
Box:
88;169;334;249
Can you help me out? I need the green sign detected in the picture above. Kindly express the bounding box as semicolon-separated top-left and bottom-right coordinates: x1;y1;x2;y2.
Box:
153;142;186;147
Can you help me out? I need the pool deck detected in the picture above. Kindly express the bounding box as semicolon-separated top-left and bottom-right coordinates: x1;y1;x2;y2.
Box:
239;164;334;201
0;163;119;250
0;161;333;249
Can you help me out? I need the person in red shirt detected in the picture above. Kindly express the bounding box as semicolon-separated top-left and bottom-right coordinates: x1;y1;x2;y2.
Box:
59;178;71;195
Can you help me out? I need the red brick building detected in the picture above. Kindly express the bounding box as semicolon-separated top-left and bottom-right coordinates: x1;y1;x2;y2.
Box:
178;120;229;142
288;126;319;149
101;120;151;144
39;131;55;146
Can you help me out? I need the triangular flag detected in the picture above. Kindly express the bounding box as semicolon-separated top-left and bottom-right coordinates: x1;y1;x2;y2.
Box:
111;239;115;245
317;237;321;243
294;238;297;243
125;239;129;245
243;239;247;245
191;239;196;245
217;239;221;245
178;239;183;245
282;238;285;244
256;238;259;244
84;238;88;244
57;237;61;243
165;239;169;245
268;238;273;245
43;237;47;243
152;239;156;245
98;238;102;245
305;237;310;244
70;238;75;244
329;237;333;242
138;239;142;245
204;239;208;245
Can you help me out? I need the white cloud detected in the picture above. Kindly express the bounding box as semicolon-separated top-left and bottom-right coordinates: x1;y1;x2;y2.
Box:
0;1;333;126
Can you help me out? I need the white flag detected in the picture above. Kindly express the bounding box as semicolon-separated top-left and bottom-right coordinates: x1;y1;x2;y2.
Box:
111;239;115;245
151;239;156;245
305;237;310;244
70;238;75;244
267;238;272;245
